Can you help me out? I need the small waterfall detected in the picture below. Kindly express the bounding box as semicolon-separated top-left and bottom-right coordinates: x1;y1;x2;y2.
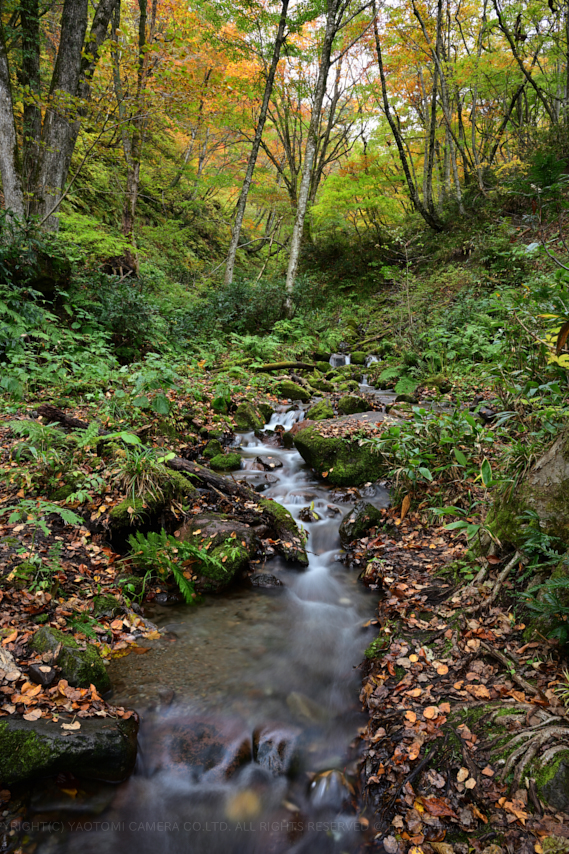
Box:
264;408;305;431
365;355;379;367
329;353;351;367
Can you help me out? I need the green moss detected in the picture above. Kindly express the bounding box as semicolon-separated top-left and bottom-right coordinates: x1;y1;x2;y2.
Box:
258;497;308;565
31;626;111;693
209;452;241;471
0;722;52;784
109;464;195;528
92;594;122;618
234;401;264;430
307;400;334;421
277;380;311;403
350;351;366;365
203;439;223;459
337;395;369;415
257;402;274;422
293;425;384;486
309;378;334;393
316;361;330;373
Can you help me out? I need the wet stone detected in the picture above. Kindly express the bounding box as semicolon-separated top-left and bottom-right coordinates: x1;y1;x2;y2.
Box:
253;724;301;777
28;663;56;687
255;455;283;470
250;574;284;589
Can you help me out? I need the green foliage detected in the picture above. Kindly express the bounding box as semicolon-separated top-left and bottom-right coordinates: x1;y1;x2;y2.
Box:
524;571;569;647
128;529;217;604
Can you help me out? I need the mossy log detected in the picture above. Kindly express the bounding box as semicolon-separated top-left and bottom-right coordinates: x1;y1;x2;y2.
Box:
254;362;316;372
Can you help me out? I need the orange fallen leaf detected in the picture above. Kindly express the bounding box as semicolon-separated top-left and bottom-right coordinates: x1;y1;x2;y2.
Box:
423;706;439;719
405;710;417;723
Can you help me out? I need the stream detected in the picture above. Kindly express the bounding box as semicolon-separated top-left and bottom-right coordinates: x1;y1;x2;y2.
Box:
31;404;390;854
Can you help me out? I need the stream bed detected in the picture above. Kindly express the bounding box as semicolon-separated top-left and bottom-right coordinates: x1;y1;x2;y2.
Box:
31;410;389;854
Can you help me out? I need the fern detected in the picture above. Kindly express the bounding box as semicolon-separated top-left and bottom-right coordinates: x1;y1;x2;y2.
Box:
8;420;66;450
378;366;404;382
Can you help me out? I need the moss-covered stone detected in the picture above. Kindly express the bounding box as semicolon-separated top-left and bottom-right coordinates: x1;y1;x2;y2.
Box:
177;513;258;592
422;374;452;393
293;424;384;486
234;401;264;431
488;429;569;549
337;395;369;415
339;501;383;544
108;464;196;530
277;380;311;403
203;438;223;459
0;716;138;785
257;402;274;422
31;626;111;693
307;400;334;421
258;498;308;566
92;595;122;618
309;378;334;393
209;452;241;471
350;351;366;365
316;361;330;373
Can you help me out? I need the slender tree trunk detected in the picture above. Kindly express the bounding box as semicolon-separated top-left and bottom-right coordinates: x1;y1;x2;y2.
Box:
284;0;339;307
224;0;289;286
34;0;89;229
471;0;487;191
371;1;442;232
0;23;25;218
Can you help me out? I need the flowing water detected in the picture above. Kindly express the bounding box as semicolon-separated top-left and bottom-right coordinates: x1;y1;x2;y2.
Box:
31;408;389;854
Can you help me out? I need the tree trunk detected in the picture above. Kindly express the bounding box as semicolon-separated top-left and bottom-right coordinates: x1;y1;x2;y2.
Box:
371;2;442;232
19;0;41;198
0;24;25;219
285;0;340;308
33;0;89;229
224;0;289;286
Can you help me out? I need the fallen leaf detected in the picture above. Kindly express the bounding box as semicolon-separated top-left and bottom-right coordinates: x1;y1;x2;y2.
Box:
405;710;417;723
423;706;439;719
418;796;458;818
481;765;494;777
401;494;411;520
61;721;81;731
465;778;476;789
436;664;448;675
457;767;469;783
23;709;42;721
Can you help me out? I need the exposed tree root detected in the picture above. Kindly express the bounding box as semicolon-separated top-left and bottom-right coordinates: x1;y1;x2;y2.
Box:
465;551;522;614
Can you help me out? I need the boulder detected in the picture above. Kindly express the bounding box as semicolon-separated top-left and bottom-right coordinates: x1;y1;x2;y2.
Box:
421;374;452;393
258;498;308;566
277;380;311;403
234;401;264;431
316;361;330;373
350;351;366;365
250;574;284;589
177;513;258;592
208;452;241;471
293;412;387;486
489;429;569;548
538;751;569;812
337;395;369;415
255;455;283;470
31;627;111;693
108;464;195;532
257;402;274;422
307;400;334;421
92;594;122;618
339;501;383;545
0;715;138;785
309;378;334;393
203;438;223;459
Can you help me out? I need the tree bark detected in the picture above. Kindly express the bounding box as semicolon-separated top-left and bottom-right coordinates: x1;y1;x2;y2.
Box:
0;22;25;219
33;0;90;229
224;0;289;286
285;0;340;308
19;0;41;198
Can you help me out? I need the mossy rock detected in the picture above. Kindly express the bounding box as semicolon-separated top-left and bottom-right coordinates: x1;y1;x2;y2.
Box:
92;595;122;618
203;439;223;459
234;401;264;431
422;374;452;393
0;716;138;785
209;453;241;471
309;379;334;393
337;395;369;416
258;498;308;566
488;428;569;549
316;361;330;373
339;501;383;545
109;464;195;530
307;400;334;421
31;627;111;693
277;381;311;403
350;351;366;365
177;513;258;592
325;370;340;382
293;424;384;486
257;402;274;422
